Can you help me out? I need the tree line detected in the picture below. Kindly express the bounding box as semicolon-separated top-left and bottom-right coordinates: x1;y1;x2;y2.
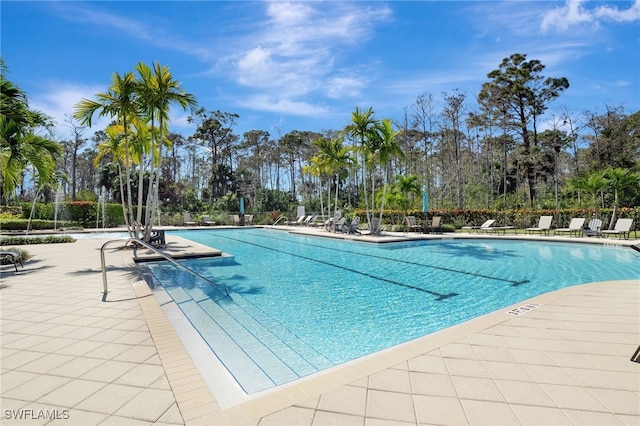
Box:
1;54;638;240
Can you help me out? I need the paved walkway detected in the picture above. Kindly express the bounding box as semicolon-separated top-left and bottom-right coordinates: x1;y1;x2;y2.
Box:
1;230;638;425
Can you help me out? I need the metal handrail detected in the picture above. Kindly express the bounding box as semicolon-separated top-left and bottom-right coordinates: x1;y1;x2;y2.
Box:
272;215;289;226
100;237;231;301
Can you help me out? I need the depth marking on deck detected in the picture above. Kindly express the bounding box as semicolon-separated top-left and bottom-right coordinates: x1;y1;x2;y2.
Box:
506;303;541;316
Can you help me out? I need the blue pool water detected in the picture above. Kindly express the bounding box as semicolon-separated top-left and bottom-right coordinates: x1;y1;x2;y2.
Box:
146;228;640;393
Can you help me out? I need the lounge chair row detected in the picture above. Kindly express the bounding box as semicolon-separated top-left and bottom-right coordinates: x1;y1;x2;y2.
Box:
285;214;318;227
462;217;635;239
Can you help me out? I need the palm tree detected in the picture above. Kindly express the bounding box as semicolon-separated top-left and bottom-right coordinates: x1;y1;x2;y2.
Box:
302;155;325;218
94;124;133;225
1;66;61;198
370;119;404;230
603;168;640;229
135;61;197;240
570;171;607;218
74;71;139;234
309;137;354;219
344;107;378;230
325;138;354;218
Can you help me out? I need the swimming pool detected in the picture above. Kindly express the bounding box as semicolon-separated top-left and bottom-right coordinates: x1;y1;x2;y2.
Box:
145;228;640;394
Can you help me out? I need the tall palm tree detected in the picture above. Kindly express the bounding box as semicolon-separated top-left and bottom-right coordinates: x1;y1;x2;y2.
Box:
344;107;378;230
74;71;139;233
325;138;354;218
94;124;134;225
603;168;640;229
302;156;325;218
370;119;404;230
135;62;197;239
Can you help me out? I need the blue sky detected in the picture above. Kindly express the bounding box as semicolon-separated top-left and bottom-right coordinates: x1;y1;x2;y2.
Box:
3;1;639;140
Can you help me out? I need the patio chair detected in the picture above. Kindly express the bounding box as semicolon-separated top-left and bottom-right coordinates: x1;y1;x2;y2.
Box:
426;216;442;234
348;217;361;234
333;217;347;233
582;218;602;237
149;229;166;247
230;214;241;226
525;216;553;236
183;212;196;226
554;218;585;237
1;251;23;272
245;215;254;225
201;215;216;226
404;215;424;233
601;218;634;240
324;211;342;231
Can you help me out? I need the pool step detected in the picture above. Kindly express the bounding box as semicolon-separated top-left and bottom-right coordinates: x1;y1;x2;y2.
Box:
155;266;333;393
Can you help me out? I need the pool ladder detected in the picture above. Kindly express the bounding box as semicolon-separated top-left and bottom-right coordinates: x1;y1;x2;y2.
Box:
100;237;231;302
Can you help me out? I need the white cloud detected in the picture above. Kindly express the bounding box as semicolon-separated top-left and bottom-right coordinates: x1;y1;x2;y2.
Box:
594;0;640;22
227;1;391;114
326;75;367;99
236;94;328;116
541;0;640;32
31;82;195;138
30;83;112;139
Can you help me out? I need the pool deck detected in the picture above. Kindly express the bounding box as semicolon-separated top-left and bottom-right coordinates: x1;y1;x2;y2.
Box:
1;226;639;425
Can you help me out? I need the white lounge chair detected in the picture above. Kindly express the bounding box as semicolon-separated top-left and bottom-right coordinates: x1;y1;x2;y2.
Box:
303;215;317;226
601;218;634;240
286;215;306;226
479;219;517;235
463;219;492;233
525;216;553;236
554;218;585;237
476;219;497;233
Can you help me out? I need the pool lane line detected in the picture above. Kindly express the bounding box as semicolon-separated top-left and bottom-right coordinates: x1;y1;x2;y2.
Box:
250;230;530;287
207;233;458;301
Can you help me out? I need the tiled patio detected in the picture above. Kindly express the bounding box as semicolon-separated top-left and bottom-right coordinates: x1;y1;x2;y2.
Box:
1;229;638;425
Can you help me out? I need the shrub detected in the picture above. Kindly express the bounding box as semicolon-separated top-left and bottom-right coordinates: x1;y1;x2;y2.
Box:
0;235;76;246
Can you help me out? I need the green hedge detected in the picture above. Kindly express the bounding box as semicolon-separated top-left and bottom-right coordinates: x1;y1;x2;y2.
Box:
3;201;124;228
0;235;76;246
